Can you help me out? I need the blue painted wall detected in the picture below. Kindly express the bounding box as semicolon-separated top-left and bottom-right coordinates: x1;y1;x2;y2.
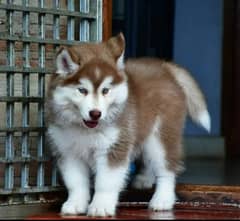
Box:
173;0;224;136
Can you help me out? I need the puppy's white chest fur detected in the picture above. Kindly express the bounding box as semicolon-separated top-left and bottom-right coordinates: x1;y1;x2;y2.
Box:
48;125;120;165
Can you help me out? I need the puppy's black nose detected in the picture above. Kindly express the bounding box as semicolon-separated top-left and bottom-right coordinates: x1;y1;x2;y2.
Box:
89;110;101;120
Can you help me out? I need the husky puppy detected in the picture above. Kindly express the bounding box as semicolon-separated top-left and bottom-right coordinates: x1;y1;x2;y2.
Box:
46;33;210;217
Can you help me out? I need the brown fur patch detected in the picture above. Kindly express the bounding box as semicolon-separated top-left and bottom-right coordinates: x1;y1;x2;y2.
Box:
50;34;126;91
106;57;188;171
123;58;188;172
107;93;137;167
62;33;125;71
62;59;124;89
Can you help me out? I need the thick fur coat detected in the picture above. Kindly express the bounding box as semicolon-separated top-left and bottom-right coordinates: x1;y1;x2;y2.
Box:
46;33;210;217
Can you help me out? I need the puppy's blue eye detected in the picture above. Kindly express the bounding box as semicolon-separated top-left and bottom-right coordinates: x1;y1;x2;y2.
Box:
78;88;88;95
102;88;110;95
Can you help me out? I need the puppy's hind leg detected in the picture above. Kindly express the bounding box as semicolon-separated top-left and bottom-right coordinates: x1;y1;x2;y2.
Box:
143;119;181;211
131;159;155;189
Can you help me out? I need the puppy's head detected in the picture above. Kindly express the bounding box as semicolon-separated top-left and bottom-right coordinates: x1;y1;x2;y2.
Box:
49;33;128;129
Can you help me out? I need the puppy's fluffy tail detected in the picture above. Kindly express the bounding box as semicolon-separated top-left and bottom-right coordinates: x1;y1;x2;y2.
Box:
168;63;211;132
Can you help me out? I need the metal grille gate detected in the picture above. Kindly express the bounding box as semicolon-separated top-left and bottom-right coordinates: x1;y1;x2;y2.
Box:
0;0;102;208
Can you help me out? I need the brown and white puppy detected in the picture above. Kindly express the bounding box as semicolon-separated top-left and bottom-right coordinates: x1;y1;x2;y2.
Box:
46;33;210;217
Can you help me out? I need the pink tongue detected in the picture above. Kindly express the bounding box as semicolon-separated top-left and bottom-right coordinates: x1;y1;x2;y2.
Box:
84;120;98;128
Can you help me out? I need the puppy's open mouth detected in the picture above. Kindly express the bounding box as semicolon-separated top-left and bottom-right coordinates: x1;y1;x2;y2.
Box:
83;120;99;128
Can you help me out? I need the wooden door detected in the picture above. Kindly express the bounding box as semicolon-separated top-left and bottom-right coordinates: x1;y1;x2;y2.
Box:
103;0;112;40
222;0;240;157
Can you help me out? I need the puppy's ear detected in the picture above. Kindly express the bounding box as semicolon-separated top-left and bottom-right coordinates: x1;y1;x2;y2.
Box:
106;32;125;70
55;47;79;76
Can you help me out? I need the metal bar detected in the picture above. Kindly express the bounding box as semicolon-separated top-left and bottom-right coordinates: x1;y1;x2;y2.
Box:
80;0;90;41
96;0;103;41
0;97;44;103
53;0;60;40
0;4;97;18
90;0;102;41
0;127;45;133
21;0;30;189
0;66;54;74
80;0;90;14
0;35;96;45
0;186;65;195
0;156;51;163
37;0;45;188
67;0;75;41
5;0;15;190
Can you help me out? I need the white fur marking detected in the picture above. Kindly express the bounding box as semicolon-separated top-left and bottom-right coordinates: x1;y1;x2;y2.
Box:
117;50;125;70
48;125;120;160
169;64;210;132
51;74;128;126
110;81;128;104
79;78;94;92
94;67;101;80
98;76;113;90
198;110;211;132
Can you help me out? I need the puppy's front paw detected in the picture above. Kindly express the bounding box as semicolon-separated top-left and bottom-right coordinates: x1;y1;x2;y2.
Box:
61;199;88;215
87;194;116;217
149;192;176;211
